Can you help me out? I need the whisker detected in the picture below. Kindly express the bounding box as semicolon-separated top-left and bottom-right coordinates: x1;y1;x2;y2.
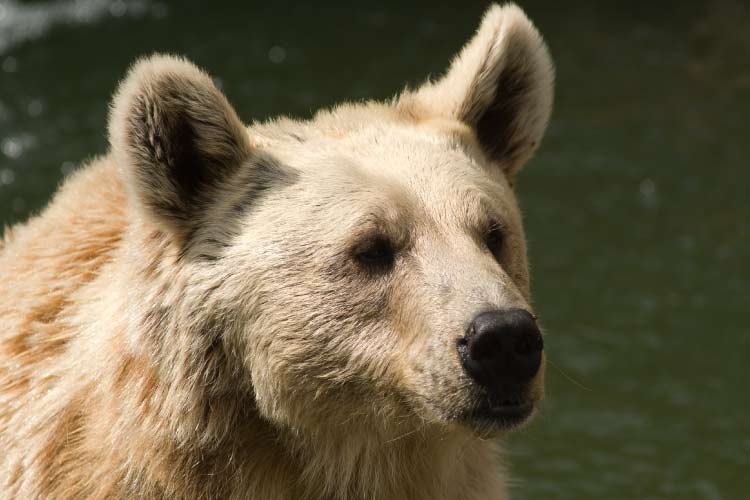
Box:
547;357;593;392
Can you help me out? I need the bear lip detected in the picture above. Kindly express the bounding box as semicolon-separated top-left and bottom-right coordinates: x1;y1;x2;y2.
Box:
466;400;535;429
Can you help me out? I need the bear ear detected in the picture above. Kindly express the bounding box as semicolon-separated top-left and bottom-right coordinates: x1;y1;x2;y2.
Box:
109;54;252;239
400;3;554;178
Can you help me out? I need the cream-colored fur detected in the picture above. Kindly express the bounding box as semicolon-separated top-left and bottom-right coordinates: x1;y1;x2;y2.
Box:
0;4;553;499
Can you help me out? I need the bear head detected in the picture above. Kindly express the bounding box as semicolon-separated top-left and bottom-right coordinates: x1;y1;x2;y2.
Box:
108;3;554;442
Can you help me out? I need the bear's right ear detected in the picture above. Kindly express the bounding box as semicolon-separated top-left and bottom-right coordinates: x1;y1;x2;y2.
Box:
109;55;252;240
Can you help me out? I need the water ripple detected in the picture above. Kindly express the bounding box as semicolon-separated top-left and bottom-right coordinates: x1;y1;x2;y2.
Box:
0;0;164;55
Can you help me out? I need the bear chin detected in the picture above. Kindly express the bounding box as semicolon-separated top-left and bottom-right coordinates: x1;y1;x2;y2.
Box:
461;400;537;434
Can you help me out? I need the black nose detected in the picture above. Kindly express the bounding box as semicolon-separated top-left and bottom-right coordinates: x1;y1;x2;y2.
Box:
458;309;543;391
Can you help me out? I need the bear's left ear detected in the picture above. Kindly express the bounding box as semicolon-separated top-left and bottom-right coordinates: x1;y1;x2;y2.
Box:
109;54;252;241
400;4;554;178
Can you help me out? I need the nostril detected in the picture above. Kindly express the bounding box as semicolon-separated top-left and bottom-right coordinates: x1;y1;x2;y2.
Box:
514;329;543;356
468;327;509;362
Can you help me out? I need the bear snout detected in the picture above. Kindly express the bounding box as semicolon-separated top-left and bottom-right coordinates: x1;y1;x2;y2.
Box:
457;308;543;396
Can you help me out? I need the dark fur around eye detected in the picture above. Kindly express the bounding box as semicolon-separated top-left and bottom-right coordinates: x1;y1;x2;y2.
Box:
484;223;505;260
353;235;396;272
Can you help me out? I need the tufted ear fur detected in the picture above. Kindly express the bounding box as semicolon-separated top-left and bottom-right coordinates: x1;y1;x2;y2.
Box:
109;54;252;241
400;3;554;178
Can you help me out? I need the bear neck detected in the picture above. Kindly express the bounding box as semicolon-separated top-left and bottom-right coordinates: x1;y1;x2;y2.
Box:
279;424;508;500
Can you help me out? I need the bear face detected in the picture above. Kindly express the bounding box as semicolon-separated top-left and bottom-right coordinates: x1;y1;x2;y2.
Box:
109;3;553;444
230;125;545;439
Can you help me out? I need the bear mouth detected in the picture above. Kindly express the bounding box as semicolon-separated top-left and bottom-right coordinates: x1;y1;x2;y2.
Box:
464;399;535;429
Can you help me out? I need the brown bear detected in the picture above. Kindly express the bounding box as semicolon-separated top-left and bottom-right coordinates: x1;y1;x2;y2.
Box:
0;3;553;499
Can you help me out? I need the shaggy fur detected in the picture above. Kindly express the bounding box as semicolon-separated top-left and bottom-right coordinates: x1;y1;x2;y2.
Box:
0;4;554;499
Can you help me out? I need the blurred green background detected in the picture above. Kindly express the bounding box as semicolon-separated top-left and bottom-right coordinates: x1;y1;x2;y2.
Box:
0;0;747;498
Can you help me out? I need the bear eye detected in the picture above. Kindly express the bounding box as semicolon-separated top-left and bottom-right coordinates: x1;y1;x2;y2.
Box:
484;222;505;261
353;235;396;271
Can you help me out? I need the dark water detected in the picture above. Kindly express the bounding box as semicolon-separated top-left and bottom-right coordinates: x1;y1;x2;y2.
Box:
1;1;748;498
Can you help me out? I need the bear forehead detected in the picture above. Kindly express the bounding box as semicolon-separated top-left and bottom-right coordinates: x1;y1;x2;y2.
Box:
246;117;519;239
260;112;506;192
